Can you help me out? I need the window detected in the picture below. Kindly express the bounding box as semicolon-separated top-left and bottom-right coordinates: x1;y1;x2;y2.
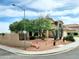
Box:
74;32;78;36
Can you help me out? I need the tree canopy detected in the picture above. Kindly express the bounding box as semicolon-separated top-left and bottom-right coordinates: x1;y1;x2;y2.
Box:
9;17;53;33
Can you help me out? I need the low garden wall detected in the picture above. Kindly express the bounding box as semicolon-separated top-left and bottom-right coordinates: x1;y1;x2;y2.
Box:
0;33;31;48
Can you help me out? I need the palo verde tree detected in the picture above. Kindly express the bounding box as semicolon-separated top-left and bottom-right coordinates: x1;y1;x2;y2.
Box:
34;17;52;40
9;21;19;33
9;18;52;40
9;19;30;33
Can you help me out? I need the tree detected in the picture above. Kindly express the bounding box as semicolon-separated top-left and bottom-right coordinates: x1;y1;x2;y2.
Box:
9;21;19;33
19;19;30;31
9;19;30;33
35;18;52;40
9;17;52;40
53;21;63;46
37;18;52;30
59;24;63;39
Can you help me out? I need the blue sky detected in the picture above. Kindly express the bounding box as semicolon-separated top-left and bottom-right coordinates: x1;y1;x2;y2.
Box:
0;0;79;33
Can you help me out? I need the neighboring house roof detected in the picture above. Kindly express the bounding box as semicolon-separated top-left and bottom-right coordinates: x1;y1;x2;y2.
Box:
64;24;79;31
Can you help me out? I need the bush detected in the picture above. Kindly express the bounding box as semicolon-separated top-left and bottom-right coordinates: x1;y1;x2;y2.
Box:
74;32;78;36
67;33;71;35
63;35;75;42
0;33;5;36
30;36;35;40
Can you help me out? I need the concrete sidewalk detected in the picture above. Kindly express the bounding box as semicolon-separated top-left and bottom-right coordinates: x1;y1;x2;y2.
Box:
0;37;79;55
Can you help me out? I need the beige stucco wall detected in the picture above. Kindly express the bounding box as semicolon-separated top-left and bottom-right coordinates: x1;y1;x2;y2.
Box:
0;33;31;48
63;30;79;37
63;31;67;37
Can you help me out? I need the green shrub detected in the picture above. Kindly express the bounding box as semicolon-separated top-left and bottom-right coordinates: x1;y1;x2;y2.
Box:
63;35;75;42
0;33;5;36
67;33;71;35
74;32;78;36
30;36;35;40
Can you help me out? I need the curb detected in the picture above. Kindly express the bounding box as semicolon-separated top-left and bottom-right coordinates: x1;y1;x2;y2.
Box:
0;37;79;55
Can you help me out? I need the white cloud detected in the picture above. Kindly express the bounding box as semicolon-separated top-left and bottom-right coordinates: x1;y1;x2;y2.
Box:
26;10;40;16
72;7;79;14
12;0;34;5
60;16;79;24
0;22;10;33
0;9;23;17
0;0;79;33
43;6;79;16
28;0;67;11
0;17;23;33
0;0;79;17
0;5;40;17
0;5;24;17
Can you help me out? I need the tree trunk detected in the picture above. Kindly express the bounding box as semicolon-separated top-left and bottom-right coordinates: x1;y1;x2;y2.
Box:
53;40;56;46
27;32;29;40
46;30;49;38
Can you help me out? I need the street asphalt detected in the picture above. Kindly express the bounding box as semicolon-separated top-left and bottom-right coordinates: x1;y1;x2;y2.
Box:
0;47;79;59
0;48;14;56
